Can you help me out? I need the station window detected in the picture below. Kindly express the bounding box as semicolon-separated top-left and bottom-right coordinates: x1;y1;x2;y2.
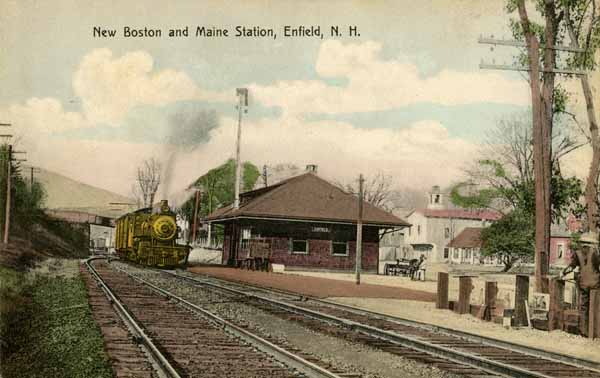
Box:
444;247;449;259
240;228;251;249
444;227;450;239
290;239;308;254
417;225;421;235
332;241;348;256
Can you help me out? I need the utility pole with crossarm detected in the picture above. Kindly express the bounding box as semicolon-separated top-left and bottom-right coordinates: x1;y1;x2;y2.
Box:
478;7;587;293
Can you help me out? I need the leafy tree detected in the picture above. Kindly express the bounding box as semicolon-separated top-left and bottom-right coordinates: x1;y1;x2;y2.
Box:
480;210;535;272
180;159;260;241
452;114;584;271
12;174;46;229
0;146;47;233
452;162;583;222
453;161;583;271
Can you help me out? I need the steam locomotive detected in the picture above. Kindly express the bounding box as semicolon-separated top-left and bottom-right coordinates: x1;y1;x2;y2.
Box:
115;200;190;268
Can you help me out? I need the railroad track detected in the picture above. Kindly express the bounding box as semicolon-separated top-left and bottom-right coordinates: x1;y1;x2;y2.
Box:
84;257;356;378
153;267;600;378
82;264;157;377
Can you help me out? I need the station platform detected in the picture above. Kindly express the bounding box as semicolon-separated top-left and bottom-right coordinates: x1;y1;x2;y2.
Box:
186;266;436;302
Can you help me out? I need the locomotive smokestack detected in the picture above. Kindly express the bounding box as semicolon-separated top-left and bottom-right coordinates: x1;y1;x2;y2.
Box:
154;199;170;214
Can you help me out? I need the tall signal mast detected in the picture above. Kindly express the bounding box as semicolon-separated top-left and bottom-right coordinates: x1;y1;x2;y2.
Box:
234;88;248;209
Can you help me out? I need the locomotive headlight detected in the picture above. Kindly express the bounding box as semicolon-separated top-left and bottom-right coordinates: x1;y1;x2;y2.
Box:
152;216;177;240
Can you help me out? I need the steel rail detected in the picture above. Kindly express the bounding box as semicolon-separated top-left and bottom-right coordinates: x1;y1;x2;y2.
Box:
172;269;600;374
316;298;600;374
162;271;563;378
84;257;182;378
111;265;344;378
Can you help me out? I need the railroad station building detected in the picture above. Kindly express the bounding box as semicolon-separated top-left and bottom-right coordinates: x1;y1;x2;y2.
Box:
205;171;410;272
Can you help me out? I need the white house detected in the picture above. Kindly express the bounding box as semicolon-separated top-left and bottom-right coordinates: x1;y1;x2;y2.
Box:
446;227;499;265
403;186;501;263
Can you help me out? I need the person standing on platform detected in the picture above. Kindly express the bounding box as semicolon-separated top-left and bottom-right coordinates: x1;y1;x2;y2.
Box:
562;232;600;336
410;255;426;281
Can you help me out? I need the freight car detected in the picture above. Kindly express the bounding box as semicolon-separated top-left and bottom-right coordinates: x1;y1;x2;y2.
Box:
115;200;190;268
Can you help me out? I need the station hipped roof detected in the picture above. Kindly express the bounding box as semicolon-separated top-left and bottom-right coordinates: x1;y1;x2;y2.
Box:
206;172;410;228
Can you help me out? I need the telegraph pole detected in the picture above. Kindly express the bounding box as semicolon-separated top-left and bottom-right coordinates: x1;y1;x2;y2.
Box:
27;166;40;196
191;189;201;244
355;174;364;285
0;123;12;246
234;88;248;209
262;164;268;188
207;221;212;248
4;145;12;245
478;32;583;293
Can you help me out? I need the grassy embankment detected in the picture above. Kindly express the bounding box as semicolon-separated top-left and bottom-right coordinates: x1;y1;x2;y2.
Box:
0;260;113;378
0;144;115;376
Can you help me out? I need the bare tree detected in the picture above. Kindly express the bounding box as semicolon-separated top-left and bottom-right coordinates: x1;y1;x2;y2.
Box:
480;113;535;185
136;157;162;208
564;4;600;233
130;183;144;209
254;163;302;190
462;112;584;212
337;172;396;211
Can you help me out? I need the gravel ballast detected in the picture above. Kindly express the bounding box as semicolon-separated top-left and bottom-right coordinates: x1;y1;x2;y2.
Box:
329;297;600;363
188;265;600;363
116;262;460;378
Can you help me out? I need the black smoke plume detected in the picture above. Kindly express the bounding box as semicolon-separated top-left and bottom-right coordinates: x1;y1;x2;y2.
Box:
161;108;219;199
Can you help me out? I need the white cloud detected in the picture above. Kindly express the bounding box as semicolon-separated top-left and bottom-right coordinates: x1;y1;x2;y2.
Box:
77;116;479;200
251;40;530;116
5;93;588;200
4;45;589;201
186;116;480;192
0;98;161;195
6;97;89;133
73;49;230;125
